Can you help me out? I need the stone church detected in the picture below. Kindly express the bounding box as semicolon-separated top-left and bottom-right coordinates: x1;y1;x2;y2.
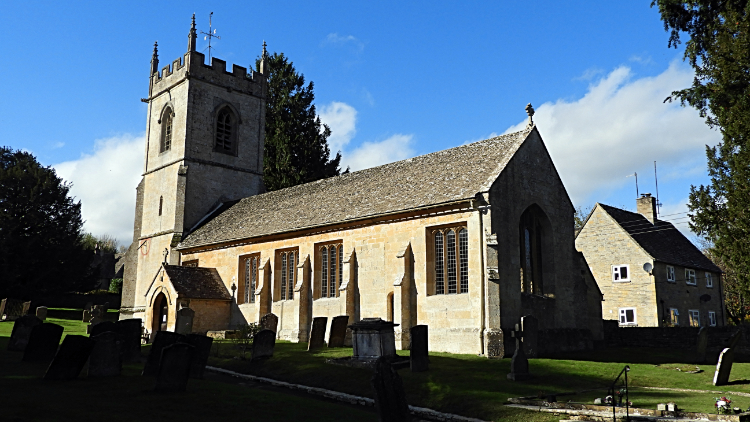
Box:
120;19;603;356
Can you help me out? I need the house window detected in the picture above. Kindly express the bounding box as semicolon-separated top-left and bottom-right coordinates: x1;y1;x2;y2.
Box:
619;307;637;325
243;255;259;304
612;265;630;282
685;268;697;285
160;107;173;152
182;259;198;267
688;310;700;327
431;225;469;295
708;311;717;327
705;272;713;288
318;243;343;298
215;106;236;154
666;265;675;283
669;308;679;326
277;249;298;301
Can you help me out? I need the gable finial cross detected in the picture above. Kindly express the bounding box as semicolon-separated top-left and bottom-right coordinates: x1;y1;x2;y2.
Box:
525;103;535;127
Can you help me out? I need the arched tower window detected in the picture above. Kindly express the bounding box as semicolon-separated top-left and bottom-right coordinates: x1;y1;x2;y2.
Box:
160;107;173;153
215;106;237;154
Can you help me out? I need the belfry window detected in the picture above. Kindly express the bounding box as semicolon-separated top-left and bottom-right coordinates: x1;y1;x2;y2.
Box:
215;107;235;153
160;107;173;153
431;225;468;295
319;243;343;298
278;249;298;301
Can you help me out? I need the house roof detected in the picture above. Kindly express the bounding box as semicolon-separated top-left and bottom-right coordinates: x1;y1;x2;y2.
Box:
178;126;535;249
597;204;720;273
163;265;232;300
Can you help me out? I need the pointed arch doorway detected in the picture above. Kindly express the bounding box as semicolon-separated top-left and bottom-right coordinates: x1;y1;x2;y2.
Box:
152;292;169;334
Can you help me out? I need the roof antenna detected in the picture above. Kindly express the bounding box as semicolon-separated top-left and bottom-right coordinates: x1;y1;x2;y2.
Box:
627;172;639;199
654;161;662;217
201;12;221;62
525;103;535;128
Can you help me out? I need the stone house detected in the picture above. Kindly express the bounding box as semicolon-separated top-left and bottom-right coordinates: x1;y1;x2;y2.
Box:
120;18;603;356
575;195;725;328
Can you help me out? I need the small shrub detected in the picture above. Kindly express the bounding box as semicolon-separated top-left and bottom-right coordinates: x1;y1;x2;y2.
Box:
231;323;262;359
109;278;123;294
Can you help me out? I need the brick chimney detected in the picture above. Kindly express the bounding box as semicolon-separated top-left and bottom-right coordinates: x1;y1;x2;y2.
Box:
637;193;657;224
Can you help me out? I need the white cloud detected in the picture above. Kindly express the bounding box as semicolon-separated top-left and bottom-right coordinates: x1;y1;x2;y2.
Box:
342;134;415;172
503;61;721;206
52;141;65;149
319;101;357;153
54;134;144;247
323;33;365;51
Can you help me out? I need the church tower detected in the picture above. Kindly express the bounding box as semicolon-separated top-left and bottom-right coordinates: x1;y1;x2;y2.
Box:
120;15;268;321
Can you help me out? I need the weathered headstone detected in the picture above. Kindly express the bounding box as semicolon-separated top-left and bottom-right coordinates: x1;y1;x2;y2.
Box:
86;316;103;334
696;326;708;363
2;298;25;320
260;313;279;333
155;343;195;392
0;298;7;319
507;323;531;381
143;331;185;376
8;315;42;351
115;318;143;362
88;332;122;377
23;322;64;362
371;356;411;422
21;301;31;315
410;325;428;372
175;308;195;334
714;347;735;386
328;315;349;348
185;334;213;379
35;306;48;321
307;317;327;351
521;314;539;358
90;321;116;337
82;310;92;323
252;329;276;360
44;335;95;381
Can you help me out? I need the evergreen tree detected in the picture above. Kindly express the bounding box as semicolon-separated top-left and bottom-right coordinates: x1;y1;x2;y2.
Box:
256;52;345;191
0;147;95;299
653;1;750;299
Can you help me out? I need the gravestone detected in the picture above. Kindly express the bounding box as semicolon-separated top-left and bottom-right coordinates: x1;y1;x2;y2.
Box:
88;332;122;377
328;315;349;348
115;319;143;362
155;343;195;392
82;310;92;323
0;298;7;319
307;317;328;351
44;335;95;381
410;325;428;372
143;331;185;377
714;347;735;386
185;334;213;379
696;327;708;363
2;298;25;320
260;313;279;333
521;315;539;358
36;306;48;321
8;315;42;351
252;329;276;360
371;356;411;422
23;322;64;362
507;323;531;381
90;321;116;337
84;302;93;312
175;308;195;334
21;301;31;315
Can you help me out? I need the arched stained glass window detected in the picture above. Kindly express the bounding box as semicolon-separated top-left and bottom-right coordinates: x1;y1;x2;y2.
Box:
433;225;468;295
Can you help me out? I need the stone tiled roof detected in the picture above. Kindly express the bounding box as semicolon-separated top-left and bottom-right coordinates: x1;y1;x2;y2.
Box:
163;265;232;300
178;127;534;249
598;204;721;273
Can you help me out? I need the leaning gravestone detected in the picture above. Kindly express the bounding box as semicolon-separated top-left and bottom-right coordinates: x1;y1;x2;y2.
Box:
143;331;185;376
35;306;48;321
90;321;116;337
371;356;411;422
328;315;349;348
8;315;42;351
44;335;95;381
23;322;64;362
252;329;276;360
714;347;735;386
259;313;279;333
307;317;328;351
410;325;429;372
155;343;195;392
185;334;213;379
2;299;25;321
696;326;708;363
175;308;195;334
0;298;7;319
88;332;122;377
82;310;92;323
521;315;539;358
507;323;531;381
115;319;143;362
21;301;31;316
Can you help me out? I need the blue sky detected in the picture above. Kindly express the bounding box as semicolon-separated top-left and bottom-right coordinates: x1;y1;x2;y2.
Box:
0;1;720;244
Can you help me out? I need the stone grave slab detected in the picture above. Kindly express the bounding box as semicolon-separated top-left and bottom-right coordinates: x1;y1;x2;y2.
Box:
696;326;708;363
44;335;95;381
88;332;122;377
35;306;47;321
507;323;531;381
252;329;276;360
260;313;279;333
308;317;328;351
90;321;116;337
21;301;31;316
2;299;25;321
175;308;195;334
714;347;735;386
371;356;410;422
23;322;64;362
521;315;539;358
410;325;428;372
143;331;185;376
185;334;213;379
328;315;349;348
115;318;143;362
0;298;7;319
155;343;195;392
8;315;42;351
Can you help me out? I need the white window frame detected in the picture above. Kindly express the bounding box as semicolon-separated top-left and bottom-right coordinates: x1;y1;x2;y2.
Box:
669;308;679;326
619;307;637;326
708;311;717;327
612;264;631;282
688;309;700;327
685;268;697;285
666;265;675;283
705;272;713;288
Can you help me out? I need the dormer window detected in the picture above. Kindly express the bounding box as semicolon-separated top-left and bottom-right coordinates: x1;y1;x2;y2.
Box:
215;106;237;154
160;107;173;153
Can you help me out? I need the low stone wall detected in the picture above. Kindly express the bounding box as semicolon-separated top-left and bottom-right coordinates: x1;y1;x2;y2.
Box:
504;328;595;357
